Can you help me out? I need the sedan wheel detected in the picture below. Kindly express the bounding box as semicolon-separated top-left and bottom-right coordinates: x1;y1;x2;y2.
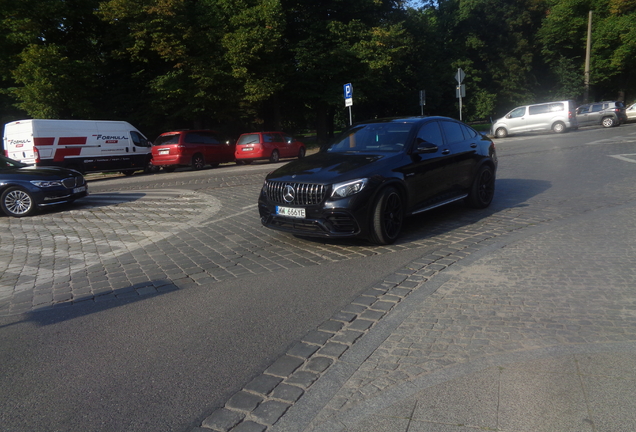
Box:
369;187;403;245
466;165;495;209
602;117;615;128
1;187;36;217
270;150;280;163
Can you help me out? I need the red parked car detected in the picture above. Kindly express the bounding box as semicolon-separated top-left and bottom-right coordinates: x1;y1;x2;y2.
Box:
151;130;235;172
235;132;306;164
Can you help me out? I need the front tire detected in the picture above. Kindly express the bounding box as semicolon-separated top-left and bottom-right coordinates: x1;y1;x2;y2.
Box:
369;187;403;245
495;127;508;138
466;165;495;209
1;187;37;217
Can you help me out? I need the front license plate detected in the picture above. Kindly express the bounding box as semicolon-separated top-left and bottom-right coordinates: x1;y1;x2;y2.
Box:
73;186;86;193
158;149;169;155
242;147;253;151
276;206;305;218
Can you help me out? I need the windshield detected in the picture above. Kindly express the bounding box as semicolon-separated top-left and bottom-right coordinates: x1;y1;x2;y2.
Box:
325;122;414;154
0;155;29;169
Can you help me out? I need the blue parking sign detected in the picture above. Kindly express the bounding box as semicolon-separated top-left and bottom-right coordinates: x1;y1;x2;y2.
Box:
343;83;353;99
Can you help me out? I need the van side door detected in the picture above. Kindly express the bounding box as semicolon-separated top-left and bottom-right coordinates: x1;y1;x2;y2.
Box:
505;107;528;133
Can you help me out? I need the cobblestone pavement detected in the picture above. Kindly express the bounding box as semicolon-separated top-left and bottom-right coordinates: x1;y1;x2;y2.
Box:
2;133;636;431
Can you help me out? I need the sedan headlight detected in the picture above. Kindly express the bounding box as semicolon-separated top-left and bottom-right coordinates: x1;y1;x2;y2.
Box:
30;180;63;188
331;178;368;198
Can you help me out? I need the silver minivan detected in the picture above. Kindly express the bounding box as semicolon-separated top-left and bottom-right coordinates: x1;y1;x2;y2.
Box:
491;100;578;138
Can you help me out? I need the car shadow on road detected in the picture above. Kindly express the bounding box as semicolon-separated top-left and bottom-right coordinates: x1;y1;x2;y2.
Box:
297;178;551;247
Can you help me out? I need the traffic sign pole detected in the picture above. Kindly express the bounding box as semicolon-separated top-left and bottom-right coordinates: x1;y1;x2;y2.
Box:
455;68;465;121
344;83;353;125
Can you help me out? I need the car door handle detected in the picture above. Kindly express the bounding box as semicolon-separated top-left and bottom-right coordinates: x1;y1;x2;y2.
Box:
442;149;450;155
470;143;477;148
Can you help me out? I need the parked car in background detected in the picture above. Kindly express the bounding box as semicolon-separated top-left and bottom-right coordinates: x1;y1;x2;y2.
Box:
576;101;627;128
625;102;636;122
491;100;577;138
151;130;235;172
0;155;87;217
235;132;306;164
258;116;497;245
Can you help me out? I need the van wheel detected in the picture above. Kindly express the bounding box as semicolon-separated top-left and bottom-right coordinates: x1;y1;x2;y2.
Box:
552;122;566;133
495;127;508;138
602;117;615;128
369;187;403;245
192;154;205;170
466;165;495;209
1;187;37;217
270;150;280;163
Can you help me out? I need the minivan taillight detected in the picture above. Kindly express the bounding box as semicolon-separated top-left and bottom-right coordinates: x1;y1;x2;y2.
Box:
34;146;40;163
568;111;574;119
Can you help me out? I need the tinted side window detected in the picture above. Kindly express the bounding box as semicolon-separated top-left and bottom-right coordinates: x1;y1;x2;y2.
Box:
529;104;549;115
461;124;478;139
199;132;221;144
440;120;465;144
549;103;564;112
264;134;276;143
591;104;603;112
578;106;590;114
416;121;443;146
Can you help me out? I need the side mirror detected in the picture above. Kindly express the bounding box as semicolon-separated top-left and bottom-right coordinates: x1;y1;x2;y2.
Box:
505;114;511;119
414;138;438;154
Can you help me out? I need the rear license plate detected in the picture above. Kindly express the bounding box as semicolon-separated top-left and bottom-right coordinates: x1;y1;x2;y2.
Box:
276;206;305;218
73;186;86;193
242;147;253;151
158;149;169;155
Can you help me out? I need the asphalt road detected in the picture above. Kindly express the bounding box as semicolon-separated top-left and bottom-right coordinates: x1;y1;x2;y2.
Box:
1;123;635;432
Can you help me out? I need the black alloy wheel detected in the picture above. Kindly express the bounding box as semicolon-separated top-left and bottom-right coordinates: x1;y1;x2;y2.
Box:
370;187;403;245
466;165;495;209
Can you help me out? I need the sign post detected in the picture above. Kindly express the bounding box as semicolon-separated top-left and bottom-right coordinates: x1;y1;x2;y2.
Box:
455;68;465;121
419;90;426;116
344;83;353;126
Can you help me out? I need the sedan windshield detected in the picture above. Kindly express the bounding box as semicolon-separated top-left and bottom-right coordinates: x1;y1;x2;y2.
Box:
325;122;414;154
0;155;29;169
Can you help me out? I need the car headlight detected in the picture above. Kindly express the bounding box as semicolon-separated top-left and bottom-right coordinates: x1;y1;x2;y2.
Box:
331;178;368;198
30;180;63;188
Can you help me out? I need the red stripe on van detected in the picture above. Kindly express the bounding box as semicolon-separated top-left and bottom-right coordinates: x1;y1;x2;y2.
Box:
53;148;82;162
34;137;55;146
59;137;87;145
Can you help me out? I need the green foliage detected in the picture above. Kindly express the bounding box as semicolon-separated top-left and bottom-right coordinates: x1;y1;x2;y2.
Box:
0;0;634;135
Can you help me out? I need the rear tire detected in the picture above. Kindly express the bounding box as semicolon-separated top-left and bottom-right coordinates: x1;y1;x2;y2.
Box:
192;154;205;170
552;121;566;133
602;117;615;128
466;165;495;209
270;150;280;163
1;187;37;217
369;187;403;245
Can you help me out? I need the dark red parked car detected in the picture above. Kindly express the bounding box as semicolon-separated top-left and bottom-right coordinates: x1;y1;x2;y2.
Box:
235;132;306;164
151;130;235;172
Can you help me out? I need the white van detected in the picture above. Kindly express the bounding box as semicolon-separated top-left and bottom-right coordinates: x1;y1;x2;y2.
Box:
3;119;152;175
491;100;578;138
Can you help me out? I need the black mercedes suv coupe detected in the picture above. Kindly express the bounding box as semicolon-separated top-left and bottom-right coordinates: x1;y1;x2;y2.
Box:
258;116;497;245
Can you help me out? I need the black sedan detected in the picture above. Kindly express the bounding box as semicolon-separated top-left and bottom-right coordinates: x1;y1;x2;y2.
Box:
258;116;497;245
0;155;88;217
